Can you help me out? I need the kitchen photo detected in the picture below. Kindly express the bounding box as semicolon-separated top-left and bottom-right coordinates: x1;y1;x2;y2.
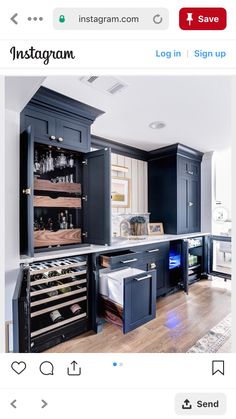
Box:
4;75;232;353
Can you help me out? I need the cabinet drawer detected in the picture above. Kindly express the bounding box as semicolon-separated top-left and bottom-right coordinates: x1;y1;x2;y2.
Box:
99;268;156;334
144;242;169;258
100;250;141;268
123;270;156;333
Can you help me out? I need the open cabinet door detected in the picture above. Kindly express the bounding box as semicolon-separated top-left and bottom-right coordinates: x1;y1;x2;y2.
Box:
83;148;111;245
20;127;34;256
208;235;231;280
12;267;31;353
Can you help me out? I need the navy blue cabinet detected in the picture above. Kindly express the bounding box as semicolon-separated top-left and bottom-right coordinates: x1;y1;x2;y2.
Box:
123;270;156;333
144;242;170;297
20;87;111;256
148;144;203;235
21;87;104;152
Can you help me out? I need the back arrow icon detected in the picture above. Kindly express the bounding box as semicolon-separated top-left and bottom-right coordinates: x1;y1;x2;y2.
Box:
41;400;48;409
10;399;17;409
11;13;18;25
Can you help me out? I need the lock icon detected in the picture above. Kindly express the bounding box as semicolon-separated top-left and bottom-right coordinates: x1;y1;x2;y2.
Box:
59;15;65;23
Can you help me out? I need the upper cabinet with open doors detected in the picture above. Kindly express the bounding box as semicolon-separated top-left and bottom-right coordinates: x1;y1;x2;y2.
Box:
20;87;111;257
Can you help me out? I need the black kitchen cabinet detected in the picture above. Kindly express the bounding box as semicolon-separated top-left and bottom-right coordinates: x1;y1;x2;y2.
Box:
148;143;203;234
95;249;157;334
13;256;90;353
20;88;111;256
123;270;156;333
144;242;170;297
21;87;104;152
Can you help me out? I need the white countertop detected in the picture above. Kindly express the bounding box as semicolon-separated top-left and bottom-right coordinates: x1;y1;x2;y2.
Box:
20;232;209;264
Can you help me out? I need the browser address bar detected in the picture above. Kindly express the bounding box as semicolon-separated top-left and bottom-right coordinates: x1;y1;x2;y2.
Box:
53;8;169;30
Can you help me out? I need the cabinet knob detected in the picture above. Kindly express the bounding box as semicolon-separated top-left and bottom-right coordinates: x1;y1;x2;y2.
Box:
188;201;193;207
49;135;56;140
58;137;64;142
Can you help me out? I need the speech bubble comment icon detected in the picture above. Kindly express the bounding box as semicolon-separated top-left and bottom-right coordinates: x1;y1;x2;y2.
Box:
39;361;54;376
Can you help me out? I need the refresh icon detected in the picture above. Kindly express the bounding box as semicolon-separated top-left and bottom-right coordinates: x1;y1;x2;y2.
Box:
153;14;163;24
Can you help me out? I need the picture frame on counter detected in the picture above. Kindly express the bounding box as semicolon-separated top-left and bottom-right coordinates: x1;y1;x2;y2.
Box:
111;177;130;208
148;222;164;235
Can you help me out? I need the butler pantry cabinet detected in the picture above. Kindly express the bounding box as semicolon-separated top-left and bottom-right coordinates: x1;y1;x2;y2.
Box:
148;144;203;235
20;87;111;256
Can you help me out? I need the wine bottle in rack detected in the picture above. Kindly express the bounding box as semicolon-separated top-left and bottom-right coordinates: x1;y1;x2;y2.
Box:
69;303;82;316
31;284;58;297
57;281;72;294
49;309;64;324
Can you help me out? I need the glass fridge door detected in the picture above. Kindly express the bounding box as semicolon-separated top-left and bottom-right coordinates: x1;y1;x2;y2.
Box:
209;235;231;279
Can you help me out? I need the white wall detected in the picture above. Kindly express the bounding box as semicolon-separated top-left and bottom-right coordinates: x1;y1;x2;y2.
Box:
212;148;231;235
0;77;5;352
5;110;20;326
111;153;148;215
201;152;214;233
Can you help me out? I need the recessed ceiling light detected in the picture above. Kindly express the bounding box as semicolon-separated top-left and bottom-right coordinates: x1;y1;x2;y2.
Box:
149;121;166;129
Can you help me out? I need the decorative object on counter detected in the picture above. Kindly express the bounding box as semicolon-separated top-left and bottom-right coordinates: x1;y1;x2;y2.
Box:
119;219;130;237
111;164;129;173
148;222;164;235
130;216;148;236
111;177;130;208
112;213;150;237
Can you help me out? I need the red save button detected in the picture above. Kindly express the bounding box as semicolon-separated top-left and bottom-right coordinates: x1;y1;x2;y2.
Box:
179;8;227;30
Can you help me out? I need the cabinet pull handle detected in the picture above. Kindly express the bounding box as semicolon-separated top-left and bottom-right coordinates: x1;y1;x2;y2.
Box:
58;137;64;142
121;258;138;264
147;248;160;253
188;201;193;207
49;135;56;140
188;170;194;175
134;275;152;281
22;188;31;196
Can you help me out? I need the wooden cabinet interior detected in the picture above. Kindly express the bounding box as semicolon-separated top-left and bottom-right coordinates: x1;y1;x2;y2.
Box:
33;142;84;249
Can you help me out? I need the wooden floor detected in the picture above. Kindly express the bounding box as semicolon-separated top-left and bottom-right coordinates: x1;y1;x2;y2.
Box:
45;278;231;353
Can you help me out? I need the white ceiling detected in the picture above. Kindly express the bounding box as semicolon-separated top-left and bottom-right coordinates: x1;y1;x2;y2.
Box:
6;76;232;152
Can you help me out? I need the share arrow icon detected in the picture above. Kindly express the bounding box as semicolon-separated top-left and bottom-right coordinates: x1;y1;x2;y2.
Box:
67;361;82;376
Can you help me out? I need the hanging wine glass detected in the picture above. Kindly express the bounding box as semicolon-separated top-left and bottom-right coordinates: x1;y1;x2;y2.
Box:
58;152;67;169
34;150;41;173
48;150;54;172
68;155;74;168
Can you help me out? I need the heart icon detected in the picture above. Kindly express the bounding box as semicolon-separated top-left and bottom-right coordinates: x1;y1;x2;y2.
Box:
11;361;27;375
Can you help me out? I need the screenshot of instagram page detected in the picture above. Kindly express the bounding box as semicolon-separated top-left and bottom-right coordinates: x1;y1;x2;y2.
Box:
0;0;235;417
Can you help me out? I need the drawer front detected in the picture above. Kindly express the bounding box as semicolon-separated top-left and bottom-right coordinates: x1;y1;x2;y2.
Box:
123;270;156;333
31;318;88;352
100;250;141;269
144;242;170;259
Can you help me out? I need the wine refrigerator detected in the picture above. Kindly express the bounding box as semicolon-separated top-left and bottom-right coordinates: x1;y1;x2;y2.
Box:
13;255;89;352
